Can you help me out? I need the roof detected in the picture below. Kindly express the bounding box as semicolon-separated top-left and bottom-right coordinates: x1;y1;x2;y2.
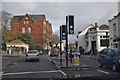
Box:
108;12;120;22
6;39;28;45
12;14;45;23
78;24;94;36
99;24;109;30
30;14;45;21
11;16;23;23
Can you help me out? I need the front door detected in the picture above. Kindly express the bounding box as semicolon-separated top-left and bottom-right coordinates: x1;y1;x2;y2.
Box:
91;41;96;54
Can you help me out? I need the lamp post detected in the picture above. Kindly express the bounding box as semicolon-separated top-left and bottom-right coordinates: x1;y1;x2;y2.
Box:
106;32;109;48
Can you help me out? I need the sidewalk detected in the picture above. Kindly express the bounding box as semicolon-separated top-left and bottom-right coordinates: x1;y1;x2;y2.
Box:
1;54;25;57
49;56;92;70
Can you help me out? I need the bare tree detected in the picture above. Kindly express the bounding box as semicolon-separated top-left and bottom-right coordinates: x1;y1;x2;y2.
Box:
51;33;59;44
0;11;12;51
0;10;12;30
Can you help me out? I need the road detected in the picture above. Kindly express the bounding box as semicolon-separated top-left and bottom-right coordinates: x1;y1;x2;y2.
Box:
61;55;120;78
2;54;120;79
2;55;66;78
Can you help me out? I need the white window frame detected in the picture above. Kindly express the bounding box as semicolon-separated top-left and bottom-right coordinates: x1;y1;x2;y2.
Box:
22;27;25;33
28;27;32;33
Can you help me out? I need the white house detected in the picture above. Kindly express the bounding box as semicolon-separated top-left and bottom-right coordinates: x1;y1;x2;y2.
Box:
78;24;94;51
78;23;109;54
85;24;109;53
109;12;120;48
6;39;29;55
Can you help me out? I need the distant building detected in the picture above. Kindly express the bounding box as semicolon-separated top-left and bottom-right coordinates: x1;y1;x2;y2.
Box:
109;12;120;48
6;39;29;55
78;23;109;54
78;24;94;52
11;13;52;49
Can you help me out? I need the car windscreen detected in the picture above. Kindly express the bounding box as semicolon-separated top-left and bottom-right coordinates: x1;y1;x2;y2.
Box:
72;50;78;53
51;51;57;53
114;49;120;56
28;50;38;54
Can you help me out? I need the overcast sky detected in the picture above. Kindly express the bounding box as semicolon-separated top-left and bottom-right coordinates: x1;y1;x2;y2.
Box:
1;1;119;42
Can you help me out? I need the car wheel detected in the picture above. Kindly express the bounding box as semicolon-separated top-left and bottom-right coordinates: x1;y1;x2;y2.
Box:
26;59;28;62
37;59;39;61
98;61;103;68
112;64;118;72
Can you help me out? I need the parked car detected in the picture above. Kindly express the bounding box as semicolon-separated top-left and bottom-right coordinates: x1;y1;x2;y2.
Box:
98;48;120;72
26;50;39;62
50;50;58;57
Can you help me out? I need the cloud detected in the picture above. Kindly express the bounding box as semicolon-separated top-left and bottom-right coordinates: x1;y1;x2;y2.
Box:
1;0;120;2
1;2;118;42
19;2;38;10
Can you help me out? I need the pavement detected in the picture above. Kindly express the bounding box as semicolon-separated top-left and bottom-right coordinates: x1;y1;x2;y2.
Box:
49;55;95;70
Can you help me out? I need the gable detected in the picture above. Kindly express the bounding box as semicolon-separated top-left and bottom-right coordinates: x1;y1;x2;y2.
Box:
99;24;109;30
11;14;46;23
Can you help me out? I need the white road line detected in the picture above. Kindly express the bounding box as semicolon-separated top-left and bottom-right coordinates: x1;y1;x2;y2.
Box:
48;57;51;61
58;70;67;76
97;69;110;74
2;70;60;76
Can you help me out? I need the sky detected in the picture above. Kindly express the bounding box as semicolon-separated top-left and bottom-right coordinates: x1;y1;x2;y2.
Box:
1;0;119;42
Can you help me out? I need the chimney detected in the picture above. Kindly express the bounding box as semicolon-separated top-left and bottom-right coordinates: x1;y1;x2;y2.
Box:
95;23;98;27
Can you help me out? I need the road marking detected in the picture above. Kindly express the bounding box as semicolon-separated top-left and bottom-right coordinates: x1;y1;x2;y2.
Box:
2;70;61;76
58;70;67;76
48;57;51;61
97;69;110;74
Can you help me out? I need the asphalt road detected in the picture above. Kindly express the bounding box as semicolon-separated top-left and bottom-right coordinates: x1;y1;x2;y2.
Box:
2;55;120;79
2;55;66;78
61;55;120;78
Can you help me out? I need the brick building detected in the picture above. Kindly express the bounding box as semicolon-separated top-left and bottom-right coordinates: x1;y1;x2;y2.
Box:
11;13;52;49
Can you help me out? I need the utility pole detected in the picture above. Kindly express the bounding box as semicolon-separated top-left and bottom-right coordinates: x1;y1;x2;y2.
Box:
60;26;62;65
66;16;68;66
106;32;109;48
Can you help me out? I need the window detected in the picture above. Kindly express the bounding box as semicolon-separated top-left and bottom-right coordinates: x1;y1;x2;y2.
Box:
107;49;113;55
103;36;109;38
26;21;30;24
23;20;30;24
100;36;102;38
100;49;107;55
22;27;25;33
28;27;32;33
26;17;28;19
100;39;109;47
23;21;26;24
86;41;88;47
43;27;46;34
113;23;116;35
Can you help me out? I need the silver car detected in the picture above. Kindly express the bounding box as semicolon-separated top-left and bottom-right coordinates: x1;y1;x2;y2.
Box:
26;50;39;62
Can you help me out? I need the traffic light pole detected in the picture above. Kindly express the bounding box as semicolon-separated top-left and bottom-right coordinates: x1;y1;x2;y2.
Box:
66;16;68;66
60;26;62;65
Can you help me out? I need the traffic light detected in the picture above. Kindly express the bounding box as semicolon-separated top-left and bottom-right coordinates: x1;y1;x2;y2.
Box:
69;15;74;34
61;25;66;40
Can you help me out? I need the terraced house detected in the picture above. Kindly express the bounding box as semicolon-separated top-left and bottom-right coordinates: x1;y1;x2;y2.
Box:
11;13;52;49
